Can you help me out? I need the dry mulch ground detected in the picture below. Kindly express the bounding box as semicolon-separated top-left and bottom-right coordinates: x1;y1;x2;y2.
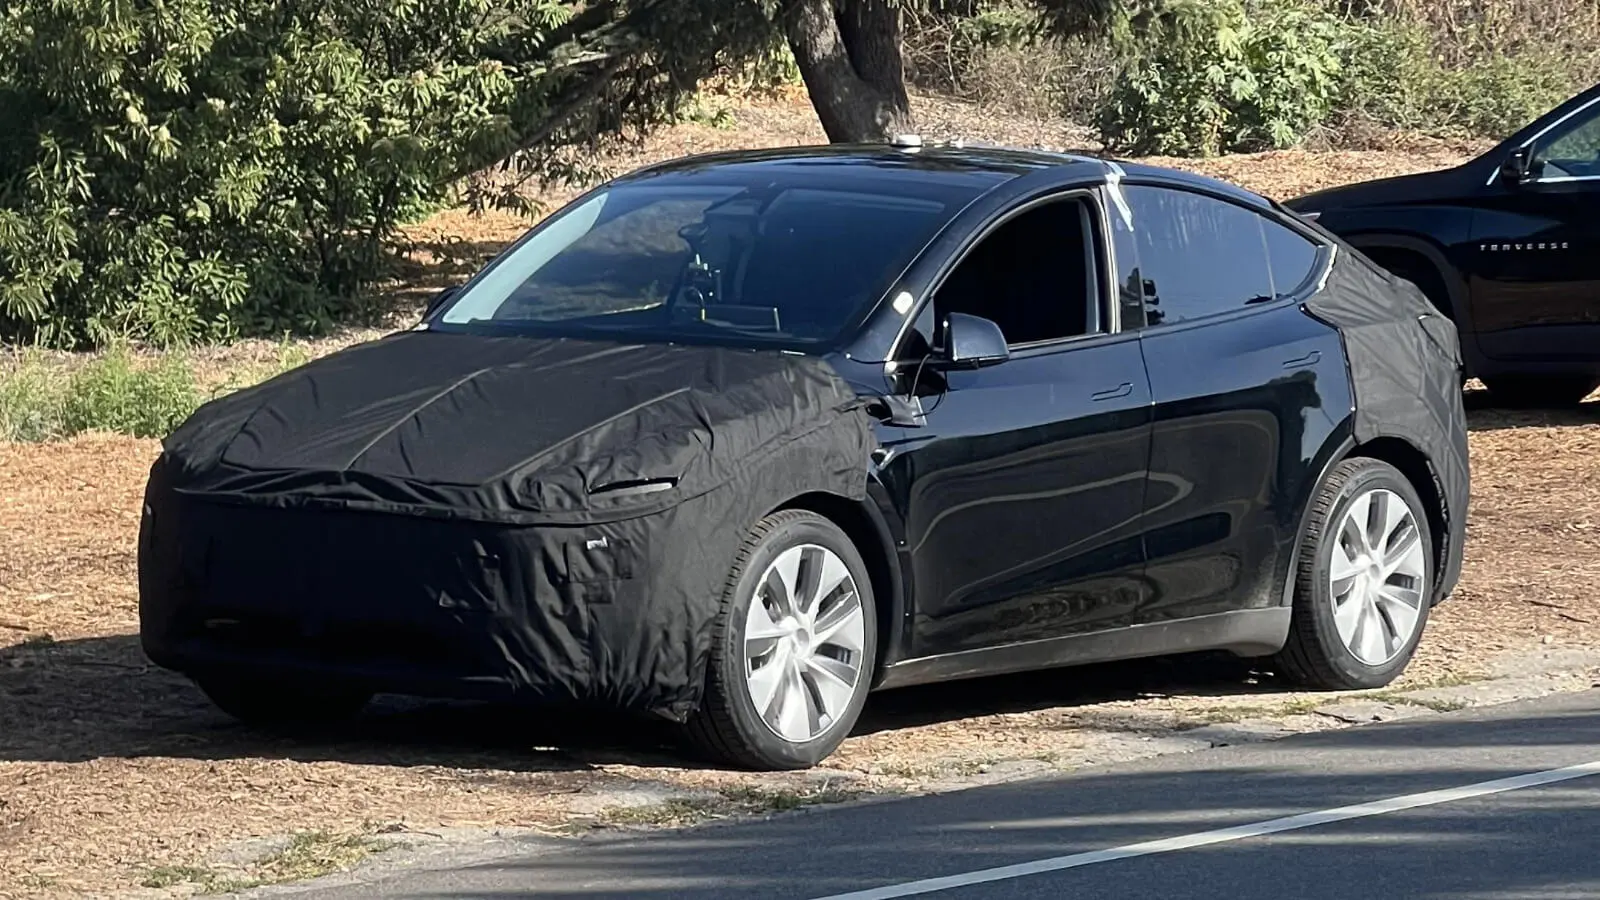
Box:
0;94;1588;897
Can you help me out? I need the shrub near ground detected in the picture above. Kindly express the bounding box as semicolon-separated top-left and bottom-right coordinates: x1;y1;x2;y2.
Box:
908;0;1600;155
0;342;311;442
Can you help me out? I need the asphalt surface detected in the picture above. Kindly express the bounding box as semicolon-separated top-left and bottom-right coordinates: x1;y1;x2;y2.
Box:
288;688;1600;900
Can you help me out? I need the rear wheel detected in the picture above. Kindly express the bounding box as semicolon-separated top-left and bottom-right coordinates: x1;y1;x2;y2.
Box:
687;510;877;770
196;674;371;731
1275;457;1433;691
1481;374;1599;408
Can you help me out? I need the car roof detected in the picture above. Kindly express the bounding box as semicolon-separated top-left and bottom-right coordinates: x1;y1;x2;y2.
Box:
611;143;1279;215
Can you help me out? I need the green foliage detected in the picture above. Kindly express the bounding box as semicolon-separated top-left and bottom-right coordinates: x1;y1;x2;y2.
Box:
0;339;326;441
1339;14;1591;140
61;347;200;438
0;0;774;350
0;350;66;442
1094;0;1346;156
1085;0;1600;156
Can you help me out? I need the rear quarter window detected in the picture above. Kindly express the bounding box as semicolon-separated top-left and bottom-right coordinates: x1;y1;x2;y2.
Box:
1261;217;1323;299
1124;185;1274;327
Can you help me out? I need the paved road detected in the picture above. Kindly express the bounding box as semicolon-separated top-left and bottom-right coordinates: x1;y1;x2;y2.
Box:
288;688;1600;900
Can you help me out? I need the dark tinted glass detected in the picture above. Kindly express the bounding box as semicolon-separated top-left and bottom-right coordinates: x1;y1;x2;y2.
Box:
933;198;1101;346
437;179;969;348
1536;101;1600;177
1261;216;1321;298
1125;186;1274;327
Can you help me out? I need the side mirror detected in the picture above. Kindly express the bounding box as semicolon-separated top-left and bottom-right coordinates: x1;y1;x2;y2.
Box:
423;285;459;320
1501;147;1535;184
936;312;1010;369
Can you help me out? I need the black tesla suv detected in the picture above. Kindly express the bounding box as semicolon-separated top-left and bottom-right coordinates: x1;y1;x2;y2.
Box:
139;143;1469;770
1286;82;1600;407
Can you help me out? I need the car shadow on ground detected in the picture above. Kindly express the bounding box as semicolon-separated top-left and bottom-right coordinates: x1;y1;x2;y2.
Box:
855;651;1280;736
0;633;1291;771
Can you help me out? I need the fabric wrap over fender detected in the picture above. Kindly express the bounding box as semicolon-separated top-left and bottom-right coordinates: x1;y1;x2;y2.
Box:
1303;249;1470;603
137;331;877;721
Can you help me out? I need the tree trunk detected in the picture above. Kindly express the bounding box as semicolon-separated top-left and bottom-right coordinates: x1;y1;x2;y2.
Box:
781;0;914;143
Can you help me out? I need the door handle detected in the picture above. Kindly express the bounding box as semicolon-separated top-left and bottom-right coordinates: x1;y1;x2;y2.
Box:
1091;382;1134;402
1282;349;1322;370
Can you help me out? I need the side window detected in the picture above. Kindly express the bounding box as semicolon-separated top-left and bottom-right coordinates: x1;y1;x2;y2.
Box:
1534;102;1600;179
1125;186;1274;327
931;197;1105;348
1261;216;1322;299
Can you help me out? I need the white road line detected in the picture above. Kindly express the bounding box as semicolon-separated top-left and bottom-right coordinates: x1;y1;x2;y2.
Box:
808;760;1600;900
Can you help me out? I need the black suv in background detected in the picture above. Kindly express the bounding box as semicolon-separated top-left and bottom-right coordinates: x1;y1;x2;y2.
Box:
1287;83;1600;407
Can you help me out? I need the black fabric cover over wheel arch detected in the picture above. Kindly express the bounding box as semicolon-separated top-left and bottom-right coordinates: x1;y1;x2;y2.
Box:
1301;250;1470;606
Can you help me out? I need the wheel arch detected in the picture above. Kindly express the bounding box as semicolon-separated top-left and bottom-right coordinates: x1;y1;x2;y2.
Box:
1280;424;1451;609
770;491;905;685
1345;435;1450;605
1343;235;1473;331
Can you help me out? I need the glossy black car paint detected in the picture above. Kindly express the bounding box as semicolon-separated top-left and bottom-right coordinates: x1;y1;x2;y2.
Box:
791;149;1368;690
419;143;1430;693
1285;83;1600;381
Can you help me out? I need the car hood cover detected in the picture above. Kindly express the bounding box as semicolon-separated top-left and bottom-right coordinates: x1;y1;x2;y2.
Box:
157;329;875;524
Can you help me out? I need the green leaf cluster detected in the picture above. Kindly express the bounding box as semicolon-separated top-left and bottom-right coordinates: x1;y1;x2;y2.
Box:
0;0;771;349
1095;0;1346;156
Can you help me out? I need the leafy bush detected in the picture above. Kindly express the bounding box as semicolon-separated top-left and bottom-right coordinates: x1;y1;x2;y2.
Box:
1089;0;1600;156
0;1;771;351
1339;9;1595;141
0;352;66;442
1094;0;1347;156
61;348;201;439
0;0;547;349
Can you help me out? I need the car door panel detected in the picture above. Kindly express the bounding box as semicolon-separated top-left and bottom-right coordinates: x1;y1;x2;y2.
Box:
1115;181;1353;626
1468;188;1600;360
875;336;1154;658
1138;306;1349;623
1469;99;1600;359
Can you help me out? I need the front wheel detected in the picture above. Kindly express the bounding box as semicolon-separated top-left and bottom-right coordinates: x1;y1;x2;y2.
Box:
1275;457;1434;691
1481;374;1599;408
686;510;877;770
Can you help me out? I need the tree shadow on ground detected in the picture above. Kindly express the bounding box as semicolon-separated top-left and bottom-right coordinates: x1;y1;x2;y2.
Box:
0;633;1291;770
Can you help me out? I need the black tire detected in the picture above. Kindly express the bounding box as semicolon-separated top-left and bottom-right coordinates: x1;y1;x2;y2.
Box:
686;510;878;771
196;674;372;731
1480;374;1599;408
1274;457;1434;691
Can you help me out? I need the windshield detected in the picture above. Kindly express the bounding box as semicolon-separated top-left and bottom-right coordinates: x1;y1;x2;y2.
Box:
434;176;972;348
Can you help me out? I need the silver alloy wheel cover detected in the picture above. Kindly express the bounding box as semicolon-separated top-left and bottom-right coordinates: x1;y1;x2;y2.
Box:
1329;487;1429;666
742;543;867;744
